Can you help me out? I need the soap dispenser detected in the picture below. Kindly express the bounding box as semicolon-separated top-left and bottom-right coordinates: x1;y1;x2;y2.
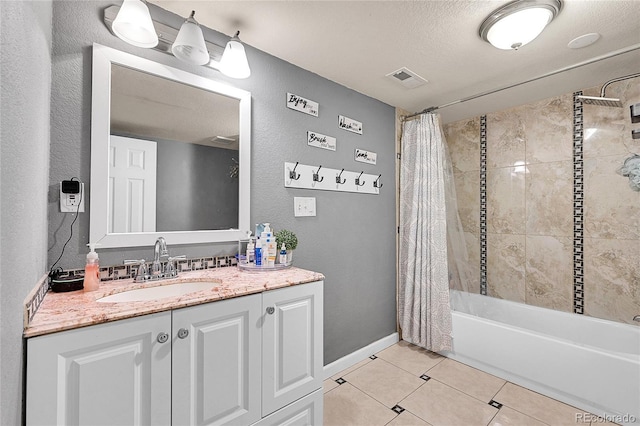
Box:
83;243;100;292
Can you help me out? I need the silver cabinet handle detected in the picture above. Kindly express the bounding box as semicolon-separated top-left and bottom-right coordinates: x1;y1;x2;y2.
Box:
177;328;189;339
266;306;275;315
157;332;169;343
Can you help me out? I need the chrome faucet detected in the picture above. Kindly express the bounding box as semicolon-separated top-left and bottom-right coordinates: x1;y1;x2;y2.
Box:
125;237;185;283
634;315;640;322
152;237;169;276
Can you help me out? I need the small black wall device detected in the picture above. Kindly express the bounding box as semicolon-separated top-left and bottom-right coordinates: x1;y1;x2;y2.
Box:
61;180;80;194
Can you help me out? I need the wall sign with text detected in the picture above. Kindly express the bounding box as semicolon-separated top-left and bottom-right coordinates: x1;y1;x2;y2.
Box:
307;131;336;151
338;115;363;134
286;93;319;116
355;148;377;165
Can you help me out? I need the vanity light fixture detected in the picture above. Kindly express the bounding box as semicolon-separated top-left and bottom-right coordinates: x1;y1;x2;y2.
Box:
111;0;158;48
218;31;251;79
104;4;251;78
479;0;562;50
172;11;210;66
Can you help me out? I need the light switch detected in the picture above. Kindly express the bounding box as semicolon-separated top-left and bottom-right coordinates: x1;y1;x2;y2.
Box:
294;197;316;217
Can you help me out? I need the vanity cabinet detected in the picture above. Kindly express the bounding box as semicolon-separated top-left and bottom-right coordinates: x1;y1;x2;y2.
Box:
26;280;323;426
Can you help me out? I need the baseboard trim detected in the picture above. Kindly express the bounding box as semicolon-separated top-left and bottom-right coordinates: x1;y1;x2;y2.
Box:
323;332;399;379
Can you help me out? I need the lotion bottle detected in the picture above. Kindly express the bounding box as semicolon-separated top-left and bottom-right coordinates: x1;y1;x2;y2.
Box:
246;237;255;263
279;243;287;265
83;243;100;292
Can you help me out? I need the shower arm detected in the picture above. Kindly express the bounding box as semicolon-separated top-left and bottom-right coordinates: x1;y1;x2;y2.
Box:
599;72;640;97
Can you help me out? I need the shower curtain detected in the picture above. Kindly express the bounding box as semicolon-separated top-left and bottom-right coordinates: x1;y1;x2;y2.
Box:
399;113;453;352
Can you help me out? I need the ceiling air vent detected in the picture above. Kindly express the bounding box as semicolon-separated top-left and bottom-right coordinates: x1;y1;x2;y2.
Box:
386;67;428;89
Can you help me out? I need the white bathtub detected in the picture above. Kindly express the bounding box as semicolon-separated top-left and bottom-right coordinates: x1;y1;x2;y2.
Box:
440;290;640;425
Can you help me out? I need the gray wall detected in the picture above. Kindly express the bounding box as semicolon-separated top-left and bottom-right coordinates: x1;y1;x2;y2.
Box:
1;1;53;424
48;0;397;370
156;140;239;231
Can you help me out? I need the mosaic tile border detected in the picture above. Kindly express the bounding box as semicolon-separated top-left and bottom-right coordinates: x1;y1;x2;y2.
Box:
24;254;239;320
573;92;585;314
479;115;488;296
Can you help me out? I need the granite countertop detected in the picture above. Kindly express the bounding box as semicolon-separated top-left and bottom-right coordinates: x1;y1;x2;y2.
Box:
24;266;324;338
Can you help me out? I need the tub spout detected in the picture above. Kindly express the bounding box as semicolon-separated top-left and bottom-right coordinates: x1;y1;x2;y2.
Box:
634;315;640;322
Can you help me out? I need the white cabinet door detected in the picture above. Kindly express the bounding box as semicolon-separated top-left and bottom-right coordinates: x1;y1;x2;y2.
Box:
262;281;323;417
251;389;322;426
172;294;262;426
26;311;172;426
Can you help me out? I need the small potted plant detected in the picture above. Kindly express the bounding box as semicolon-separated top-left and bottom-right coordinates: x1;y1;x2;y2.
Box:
275;229;298;264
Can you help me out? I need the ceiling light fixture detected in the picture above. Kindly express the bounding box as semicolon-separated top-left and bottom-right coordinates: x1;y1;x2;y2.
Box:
218;32;251;79
479;0;561;50
111;0;158;48
172;11;210;65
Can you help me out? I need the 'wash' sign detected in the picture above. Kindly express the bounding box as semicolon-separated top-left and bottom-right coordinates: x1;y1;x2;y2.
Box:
338;115;362;134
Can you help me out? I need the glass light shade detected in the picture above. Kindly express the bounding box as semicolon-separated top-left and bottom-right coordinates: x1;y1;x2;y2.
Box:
219;39;251;79
112;0;158;48
486;7;553;50
171;14;210;65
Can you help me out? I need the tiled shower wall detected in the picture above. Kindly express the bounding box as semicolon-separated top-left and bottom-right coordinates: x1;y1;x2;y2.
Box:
443;76;640;325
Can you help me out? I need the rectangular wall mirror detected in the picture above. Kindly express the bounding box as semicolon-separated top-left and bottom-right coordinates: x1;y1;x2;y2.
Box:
90;43;251;248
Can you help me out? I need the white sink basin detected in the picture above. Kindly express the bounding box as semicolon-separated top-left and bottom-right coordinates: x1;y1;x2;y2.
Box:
97;281;219;303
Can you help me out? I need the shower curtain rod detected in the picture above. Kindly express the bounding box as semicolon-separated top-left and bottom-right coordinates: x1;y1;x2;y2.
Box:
402;43;640;121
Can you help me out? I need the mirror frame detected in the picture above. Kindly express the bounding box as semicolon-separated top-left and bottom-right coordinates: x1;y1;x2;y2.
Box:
90;43;251;248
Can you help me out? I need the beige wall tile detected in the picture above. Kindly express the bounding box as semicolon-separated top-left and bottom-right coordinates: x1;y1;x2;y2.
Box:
486;167;526;234
454;170;480;233
444;117;480;173
525;161;573;237
523;93;573;164
487;110;526;169
584;237;640;324
462;231;480;294
584;155;640;239
487;233;526;303
525;235;573;312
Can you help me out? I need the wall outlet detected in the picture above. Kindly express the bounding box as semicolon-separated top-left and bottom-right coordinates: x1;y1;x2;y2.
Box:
294;197;316;217
59;182;85;213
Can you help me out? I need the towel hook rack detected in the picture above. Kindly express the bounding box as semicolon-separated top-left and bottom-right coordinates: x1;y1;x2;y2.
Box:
313;165;324;182
373;174;383;188
289;162;301;180
336;168;346;184
355;171;365;186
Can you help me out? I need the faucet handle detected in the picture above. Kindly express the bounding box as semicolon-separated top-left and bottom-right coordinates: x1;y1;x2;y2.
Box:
165;255;186;277
124;259;148;280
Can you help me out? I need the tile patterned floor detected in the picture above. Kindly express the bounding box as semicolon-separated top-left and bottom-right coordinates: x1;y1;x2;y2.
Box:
323;340;618;426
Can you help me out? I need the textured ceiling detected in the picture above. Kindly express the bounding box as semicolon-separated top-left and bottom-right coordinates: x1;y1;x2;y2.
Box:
149;0;640;123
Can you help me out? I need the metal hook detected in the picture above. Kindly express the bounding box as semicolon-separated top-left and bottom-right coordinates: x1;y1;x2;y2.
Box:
313;165;324;182
336;168;346;184
289;162;300;180
374;174;383;188
355;171;365;186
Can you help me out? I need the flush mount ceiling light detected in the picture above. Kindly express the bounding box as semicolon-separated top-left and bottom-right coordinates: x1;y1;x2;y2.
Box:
218;32;251;79
479;0;562;50
172;11;210;65
111;0;158;48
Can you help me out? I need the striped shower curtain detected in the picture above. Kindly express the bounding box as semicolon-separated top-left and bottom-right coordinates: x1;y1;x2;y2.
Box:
399;113;452;352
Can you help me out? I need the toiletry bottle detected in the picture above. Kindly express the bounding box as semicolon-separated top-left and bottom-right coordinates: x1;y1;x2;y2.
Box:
246;237;255;263
261;223;277;267
255;237;263;266
279;243;287;265
83;243;100;292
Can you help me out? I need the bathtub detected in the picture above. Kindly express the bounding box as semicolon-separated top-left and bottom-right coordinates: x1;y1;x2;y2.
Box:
440;290;640;425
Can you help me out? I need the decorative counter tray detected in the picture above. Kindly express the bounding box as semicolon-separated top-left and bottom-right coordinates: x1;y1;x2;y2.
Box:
237;261;292;272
